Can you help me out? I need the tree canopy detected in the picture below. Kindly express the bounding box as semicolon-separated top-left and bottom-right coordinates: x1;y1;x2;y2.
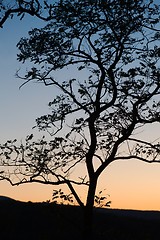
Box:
0;0;160;237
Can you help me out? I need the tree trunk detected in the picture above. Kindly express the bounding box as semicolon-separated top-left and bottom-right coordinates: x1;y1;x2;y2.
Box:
83;178;97;239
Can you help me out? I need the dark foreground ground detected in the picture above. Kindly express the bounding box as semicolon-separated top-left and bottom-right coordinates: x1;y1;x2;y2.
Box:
0;197;160;240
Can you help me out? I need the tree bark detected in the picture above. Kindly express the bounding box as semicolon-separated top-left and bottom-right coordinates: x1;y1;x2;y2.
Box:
83;178;97;239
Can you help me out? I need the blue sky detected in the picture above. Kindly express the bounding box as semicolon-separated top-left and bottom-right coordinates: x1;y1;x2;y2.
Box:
0;15;55;142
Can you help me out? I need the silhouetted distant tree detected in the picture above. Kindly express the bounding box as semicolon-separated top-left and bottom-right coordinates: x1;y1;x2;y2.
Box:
0;0;160;238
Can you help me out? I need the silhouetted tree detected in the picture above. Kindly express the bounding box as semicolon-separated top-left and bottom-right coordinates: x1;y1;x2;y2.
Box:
0;0;160;238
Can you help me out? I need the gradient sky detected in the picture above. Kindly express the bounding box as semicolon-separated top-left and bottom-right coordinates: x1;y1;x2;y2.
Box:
0;9;160;211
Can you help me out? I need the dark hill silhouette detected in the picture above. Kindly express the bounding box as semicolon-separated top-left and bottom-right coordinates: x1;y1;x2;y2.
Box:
0;195;18;202
0;197;160;240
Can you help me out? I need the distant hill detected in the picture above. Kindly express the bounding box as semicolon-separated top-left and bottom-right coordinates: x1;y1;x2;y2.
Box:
0;195;18;202
0;198;160;240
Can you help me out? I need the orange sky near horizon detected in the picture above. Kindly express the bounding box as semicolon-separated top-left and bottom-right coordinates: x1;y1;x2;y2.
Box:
1;157;160;211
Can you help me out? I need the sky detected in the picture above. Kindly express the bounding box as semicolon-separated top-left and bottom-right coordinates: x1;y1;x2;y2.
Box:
0;8;160;211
